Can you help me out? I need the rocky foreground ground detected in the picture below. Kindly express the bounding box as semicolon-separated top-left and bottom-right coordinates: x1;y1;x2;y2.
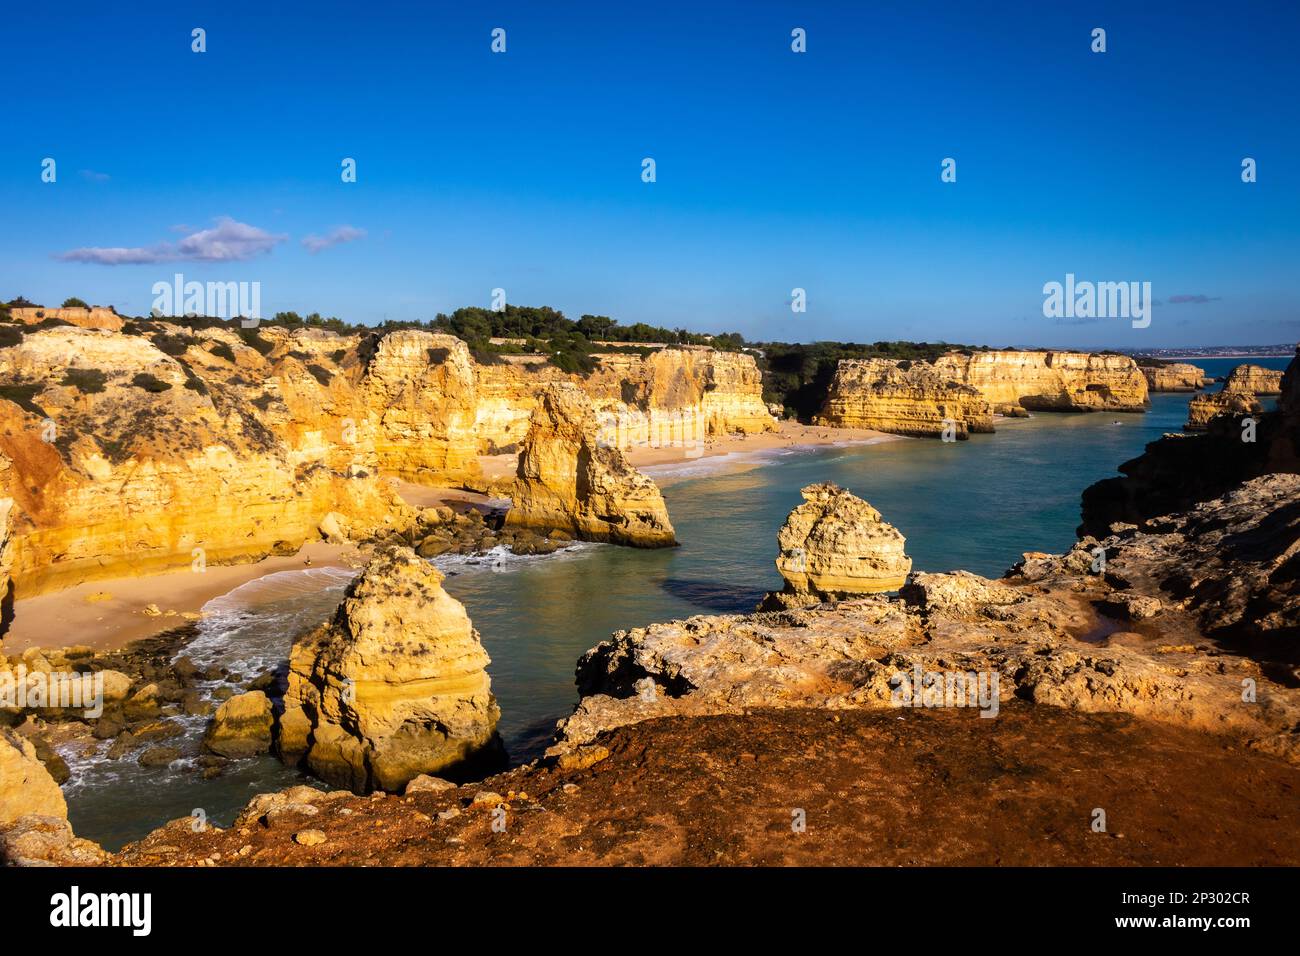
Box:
110;705;1300;867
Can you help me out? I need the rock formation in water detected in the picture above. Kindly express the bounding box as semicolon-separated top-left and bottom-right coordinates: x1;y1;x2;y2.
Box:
1142;362;1208;392
559;474;1300;766
1081;347;1300;535
203;690;274;758
931;350;1149;413
1184;363;1284;430
814;359;993;438
278;547;501;793
502;384;677;547
761;483;911;609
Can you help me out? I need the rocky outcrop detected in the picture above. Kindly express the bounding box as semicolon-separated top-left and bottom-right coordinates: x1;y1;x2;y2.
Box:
814;359;993;438
1226;364;1285;395
1082;348;1299;534
932;349;1149;413
761;483;911;608
203;690;273;758
1142;362;1207;392
279;548;501;793
474;347;774;454
502;385;677;547
1184;363;1282;430
9;306;124;331
362;331;481;484
0;726;67;826
558;475;1300;766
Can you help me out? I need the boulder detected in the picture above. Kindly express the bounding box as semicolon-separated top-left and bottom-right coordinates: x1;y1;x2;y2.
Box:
203;690;273;758
279;547;501;793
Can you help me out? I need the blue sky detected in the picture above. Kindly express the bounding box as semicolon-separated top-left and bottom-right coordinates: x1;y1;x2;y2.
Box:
2;0;1297;347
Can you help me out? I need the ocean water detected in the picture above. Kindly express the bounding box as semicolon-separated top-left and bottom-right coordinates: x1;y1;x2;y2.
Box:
61;357;1292;849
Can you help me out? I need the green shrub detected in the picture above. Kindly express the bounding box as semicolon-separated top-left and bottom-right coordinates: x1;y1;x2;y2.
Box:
0;382;46;415
209;342;236;363
131;372;172;393
62;368;109;394
61;297;90;309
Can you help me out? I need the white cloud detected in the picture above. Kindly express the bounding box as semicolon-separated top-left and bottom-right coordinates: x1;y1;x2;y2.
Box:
301;225;366;254
58;217;288;265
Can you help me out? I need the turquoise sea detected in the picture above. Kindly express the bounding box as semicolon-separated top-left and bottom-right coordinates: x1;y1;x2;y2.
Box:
61;356;1292;849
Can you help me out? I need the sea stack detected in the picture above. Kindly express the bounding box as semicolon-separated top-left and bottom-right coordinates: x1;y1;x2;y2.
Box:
1185;364;1281;430
504;383;677;547
278;547;501;793
761;482;911;609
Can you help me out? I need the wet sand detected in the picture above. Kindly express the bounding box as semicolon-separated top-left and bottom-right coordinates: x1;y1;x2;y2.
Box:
3;542;363;655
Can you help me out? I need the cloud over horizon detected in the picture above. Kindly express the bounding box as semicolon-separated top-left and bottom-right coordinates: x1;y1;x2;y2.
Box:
58;217;288;265
301;225;366;254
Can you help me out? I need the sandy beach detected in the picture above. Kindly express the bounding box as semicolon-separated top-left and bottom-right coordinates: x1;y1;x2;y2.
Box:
4;541;364;655
478;420;901;482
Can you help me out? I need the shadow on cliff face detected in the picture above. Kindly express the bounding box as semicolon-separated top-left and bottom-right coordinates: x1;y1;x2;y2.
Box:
659;577;769;614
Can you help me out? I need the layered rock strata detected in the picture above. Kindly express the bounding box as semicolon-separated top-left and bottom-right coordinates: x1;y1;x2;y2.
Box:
761;483;911;608
931;350;1149;413
278;547;501;793
1142;362;1208;392
0;323;763;598
502;384;677;547
814;359;993;438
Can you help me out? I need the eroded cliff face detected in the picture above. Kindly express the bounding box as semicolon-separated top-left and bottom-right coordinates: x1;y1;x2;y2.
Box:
278;547;501;793
815;350;1148;439
0;327;411;596
814;358;993;438
474;347;774;454
761;483;911;608
9;306;124;331
932;350;1149;413
503;384;677;547
1143;362;1207;392
0;326;755;598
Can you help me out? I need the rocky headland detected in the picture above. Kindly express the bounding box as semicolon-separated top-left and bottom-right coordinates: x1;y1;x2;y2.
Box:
1141;362;1208;392
815;349;1149;440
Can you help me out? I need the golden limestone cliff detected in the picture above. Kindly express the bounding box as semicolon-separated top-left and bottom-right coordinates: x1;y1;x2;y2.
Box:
761;482;911;609
361;330;481;483
1;325;754;597
931;350;1149;413
9;306;125;331
278;547;501;793
814;358;994;438
1142;362;1208;392
0;326;412;596
503;384;677;547
474;347;774;454
1184;364;1282;431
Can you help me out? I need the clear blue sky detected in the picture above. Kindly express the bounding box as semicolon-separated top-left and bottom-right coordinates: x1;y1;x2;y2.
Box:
2;0;1297;347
